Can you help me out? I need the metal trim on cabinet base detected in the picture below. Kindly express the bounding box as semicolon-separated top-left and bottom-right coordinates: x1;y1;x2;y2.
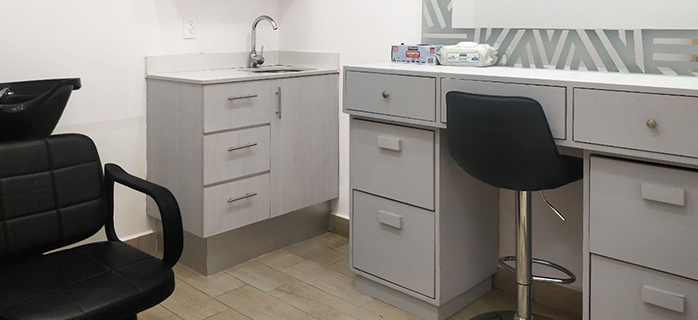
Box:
470;311;555;320
355;275;492;320
176;201;331;275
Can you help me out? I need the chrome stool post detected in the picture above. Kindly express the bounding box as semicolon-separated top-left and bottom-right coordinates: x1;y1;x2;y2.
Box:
471;191;576;320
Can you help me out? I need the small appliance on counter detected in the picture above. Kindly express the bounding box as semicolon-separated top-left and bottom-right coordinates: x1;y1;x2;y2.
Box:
391;44;442;65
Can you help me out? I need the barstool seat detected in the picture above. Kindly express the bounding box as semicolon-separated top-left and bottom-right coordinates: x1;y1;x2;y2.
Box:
446;91;582;320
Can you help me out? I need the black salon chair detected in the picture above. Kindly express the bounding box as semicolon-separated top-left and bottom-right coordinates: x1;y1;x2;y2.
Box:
0;134;183;320
446;92;582;320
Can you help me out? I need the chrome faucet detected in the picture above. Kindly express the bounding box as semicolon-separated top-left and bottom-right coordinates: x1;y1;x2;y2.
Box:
249;15;278;68
0;87;13;99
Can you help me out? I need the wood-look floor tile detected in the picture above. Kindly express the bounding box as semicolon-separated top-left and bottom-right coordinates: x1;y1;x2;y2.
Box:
286;241;348;267
225;260;295;292
174;264;245;297
335;244;349;255
160;279;228;320
448;300;497;320
283;261;373;306
255;249;305;270
216;285;318;320
204;308;252;320
311;233;349;249
360;300;424;320
162;315;184;320
139;305;173;320
270;281;377;320
327;258;355;279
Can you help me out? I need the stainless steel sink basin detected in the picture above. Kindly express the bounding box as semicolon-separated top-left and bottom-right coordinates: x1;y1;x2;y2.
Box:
242;66;314;73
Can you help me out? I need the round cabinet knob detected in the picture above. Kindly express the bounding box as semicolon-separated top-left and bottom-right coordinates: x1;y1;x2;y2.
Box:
382;91;390;99
647;119;658;129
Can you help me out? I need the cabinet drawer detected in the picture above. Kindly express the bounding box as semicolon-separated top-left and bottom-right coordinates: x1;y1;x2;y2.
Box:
203;174;270;237
203;125;270;185
350;119;435;210
574;89;698;157
441;79;566;139
203;80;271;133
352;191;435;298
590;156;698;280
591;255;698;319
345;71;436;121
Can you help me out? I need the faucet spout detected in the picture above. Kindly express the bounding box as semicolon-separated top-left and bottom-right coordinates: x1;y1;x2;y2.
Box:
250;15;278;68
0;88;13;99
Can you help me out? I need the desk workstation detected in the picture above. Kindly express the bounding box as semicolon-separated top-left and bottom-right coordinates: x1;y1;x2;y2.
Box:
343;63;698;320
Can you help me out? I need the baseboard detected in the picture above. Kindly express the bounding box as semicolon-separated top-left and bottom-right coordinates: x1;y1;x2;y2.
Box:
493;266;582;316
329;214;349;238
124;232;160;258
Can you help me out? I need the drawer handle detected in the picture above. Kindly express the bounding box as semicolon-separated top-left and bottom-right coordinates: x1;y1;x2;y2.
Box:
647;119;658;129
641;182;685;206
382;91;390;99
228;142;258;152
377;136;402;152
378;210;403;229
227;192;258;203
228;94;258;101
642;285;685;313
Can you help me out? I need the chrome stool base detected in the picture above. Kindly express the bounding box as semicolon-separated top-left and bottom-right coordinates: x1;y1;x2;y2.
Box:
470;311;555;320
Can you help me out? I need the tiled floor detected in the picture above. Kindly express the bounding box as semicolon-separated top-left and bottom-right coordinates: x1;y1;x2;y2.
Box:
139;233;579;320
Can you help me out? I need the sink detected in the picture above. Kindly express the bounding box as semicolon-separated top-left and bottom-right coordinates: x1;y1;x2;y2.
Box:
0;78;81;143
243;66;314;74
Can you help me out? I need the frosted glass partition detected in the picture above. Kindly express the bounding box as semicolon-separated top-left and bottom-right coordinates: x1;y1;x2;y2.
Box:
452;0;698;29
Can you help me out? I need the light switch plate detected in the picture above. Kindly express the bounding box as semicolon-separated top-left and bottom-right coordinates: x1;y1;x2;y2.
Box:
184;16;197;39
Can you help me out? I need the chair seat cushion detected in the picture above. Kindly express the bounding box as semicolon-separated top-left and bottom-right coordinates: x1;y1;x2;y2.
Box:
0;241;174;320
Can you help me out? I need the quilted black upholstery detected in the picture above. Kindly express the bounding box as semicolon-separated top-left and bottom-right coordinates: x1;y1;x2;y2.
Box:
0;242;174;319
0;135;105;261
0;134;182;319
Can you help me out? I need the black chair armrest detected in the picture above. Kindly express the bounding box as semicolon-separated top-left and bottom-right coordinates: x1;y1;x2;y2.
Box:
104;163;183;266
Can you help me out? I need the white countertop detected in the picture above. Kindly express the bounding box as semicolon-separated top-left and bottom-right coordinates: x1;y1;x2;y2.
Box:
346;63;698;94
147;66;339;85
145;52;340;85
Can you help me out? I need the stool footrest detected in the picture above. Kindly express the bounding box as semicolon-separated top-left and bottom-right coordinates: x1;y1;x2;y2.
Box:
498;256;576;284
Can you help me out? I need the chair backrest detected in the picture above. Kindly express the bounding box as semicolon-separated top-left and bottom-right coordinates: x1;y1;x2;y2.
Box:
446;91;576;191
0;134;106;262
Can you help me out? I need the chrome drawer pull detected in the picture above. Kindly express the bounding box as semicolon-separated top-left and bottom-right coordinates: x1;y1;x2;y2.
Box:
382;91;390;99
647;119;658;129
228;94;258;101
228;142;258;152
227;192;258;203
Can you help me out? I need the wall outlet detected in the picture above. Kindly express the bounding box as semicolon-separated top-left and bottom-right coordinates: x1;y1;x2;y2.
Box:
184;16;197;39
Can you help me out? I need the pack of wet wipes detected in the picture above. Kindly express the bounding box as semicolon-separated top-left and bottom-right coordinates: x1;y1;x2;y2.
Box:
437;42;499;67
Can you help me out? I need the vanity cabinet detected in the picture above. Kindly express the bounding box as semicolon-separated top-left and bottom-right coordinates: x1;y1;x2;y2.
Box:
271;76;339;217
147;74;338;238
345;71;499;320
344;63;698;320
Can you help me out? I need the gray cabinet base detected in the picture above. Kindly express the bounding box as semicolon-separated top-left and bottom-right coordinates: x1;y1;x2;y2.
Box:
176;201;331;275
355;276;492;320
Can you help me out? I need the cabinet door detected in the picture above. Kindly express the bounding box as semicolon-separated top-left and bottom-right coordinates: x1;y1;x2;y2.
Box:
271;75;339;217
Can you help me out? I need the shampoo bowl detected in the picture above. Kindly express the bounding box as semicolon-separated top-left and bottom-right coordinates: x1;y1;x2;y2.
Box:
0;78;81;142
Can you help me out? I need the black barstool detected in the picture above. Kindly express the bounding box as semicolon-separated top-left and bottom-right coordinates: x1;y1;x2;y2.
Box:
446;91;582;320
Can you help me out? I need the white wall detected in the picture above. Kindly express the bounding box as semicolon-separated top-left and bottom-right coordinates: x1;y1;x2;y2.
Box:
277;0;424;219
0;0;280;240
